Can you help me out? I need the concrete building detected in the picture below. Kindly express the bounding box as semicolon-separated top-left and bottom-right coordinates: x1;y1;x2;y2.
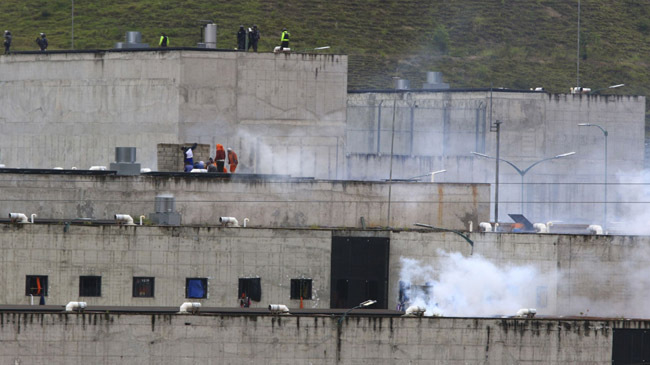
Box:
346;89;646;226
1;48;649;363
0;50;347;178
0;50;646;228
0;171;489;229
0;310;642;364
3;223;650;319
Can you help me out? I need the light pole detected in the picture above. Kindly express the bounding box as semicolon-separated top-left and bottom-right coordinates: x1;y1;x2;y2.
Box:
71;0;74;49
338;299;377;325
414;223;474;254
406;169;447;182
578;123;608;231
589;84;625;95
471;151;576;215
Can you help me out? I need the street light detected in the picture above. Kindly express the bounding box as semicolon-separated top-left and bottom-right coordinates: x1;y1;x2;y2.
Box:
578;123;608;231
589;84;625;95
471;151;576;215
406;169;447;182
338;299;377;325
414;223;474;254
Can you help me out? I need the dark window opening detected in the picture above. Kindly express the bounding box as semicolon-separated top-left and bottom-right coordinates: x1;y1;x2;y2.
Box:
186;278;207;299
290;279;312;300
133;277;155;298
330;236;389;309
79;276;102;297
238;278;261;302
612;329;650;364
26;275;48;296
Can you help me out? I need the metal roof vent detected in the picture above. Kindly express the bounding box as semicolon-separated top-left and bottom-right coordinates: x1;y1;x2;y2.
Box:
395;79;410;90
423;71;450;90
149;194;181;226
197;22;217;48
155;195;176;213
114;31;149;49
110;147;141;175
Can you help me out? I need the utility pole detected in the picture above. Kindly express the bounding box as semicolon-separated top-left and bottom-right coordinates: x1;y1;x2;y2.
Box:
71;0;74;49
576;0;580;87
494;120;502;230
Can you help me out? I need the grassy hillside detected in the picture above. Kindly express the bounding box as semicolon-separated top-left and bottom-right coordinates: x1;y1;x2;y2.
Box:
1;0;649;97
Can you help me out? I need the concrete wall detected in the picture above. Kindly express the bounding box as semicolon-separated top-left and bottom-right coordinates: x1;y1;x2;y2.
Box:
0;225;332;308
1;224;650;319
346;91;647;226
0;51;347;179
0;312;631;364
0;173;489;229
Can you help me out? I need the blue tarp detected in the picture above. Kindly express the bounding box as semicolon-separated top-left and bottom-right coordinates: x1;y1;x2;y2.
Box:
187;279;205;298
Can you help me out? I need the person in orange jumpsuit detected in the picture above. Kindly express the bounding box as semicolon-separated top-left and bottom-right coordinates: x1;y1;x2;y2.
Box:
227;148;238;173
215;144;226;173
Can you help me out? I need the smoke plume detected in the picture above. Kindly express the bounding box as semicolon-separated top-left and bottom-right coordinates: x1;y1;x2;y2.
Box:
398;252;551;317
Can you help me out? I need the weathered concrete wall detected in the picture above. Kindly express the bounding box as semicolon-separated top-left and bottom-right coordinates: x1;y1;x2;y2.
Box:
0;51;347;179
0;312;630;364
346;91;646;226
0;173;489;229
0;225;332;308
1;224;650;318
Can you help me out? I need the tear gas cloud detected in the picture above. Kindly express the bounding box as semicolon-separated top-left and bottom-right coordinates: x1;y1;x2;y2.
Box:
401;247;650;318
398;253;551;317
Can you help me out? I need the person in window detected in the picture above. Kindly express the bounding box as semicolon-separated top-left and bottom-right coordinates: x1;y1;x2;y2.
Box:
240;292;250;308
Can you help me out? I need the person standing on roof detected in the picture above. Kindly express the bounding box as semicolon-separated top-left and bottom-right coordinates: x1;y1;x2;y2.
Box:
237;25;246;50
247;25;260;52
3;30;11;54
36;33;48;51
215;144;226;173
181;143;197;172
280;28;290;51
159;33;169;47
227;148;238;173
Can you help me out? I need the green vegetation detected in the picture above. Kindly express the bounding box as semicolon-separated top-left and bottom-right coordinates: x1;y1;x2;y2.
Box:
0;0;648;96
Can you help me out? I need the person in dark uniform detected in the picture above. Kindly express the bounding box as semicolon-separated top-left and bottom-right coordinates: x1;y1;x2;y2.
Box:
247;25;260;52
3;30;11;54
36;33;48;51
237;25;246;50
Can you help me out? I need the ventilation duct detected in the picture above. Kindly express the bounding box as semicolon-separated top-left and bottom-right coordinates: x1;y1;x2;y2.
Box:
394;79;410;90
197;23;217;48
422;71;450;90
114;31;149;49
149;194;181;226
110;147;141;175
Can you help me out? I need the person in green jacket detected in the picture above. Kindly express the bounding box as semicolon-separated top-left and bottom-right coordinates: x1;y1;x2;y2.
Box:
159;33;169;47
280;28;290;51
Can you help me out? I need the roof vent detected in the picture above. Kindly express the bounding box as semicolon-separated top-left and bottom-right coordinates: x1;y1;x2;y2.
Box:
114;31;149;49
423;71;450;90
149;194;181;226
394;79;410;90
110;147;141;175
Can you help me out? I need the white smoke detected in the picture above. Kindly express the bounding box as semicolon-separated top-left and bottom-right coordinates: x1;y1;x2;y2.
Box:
609;169;650;235
399;252;550;317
